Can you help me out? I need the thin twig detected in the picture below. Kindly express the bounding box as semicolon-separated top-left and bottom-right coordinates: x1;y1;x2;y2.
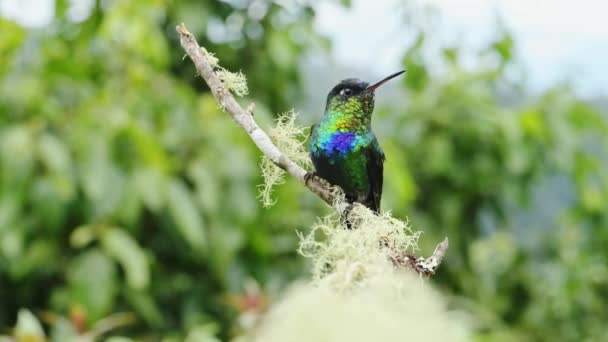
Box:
389;238;449;277
175;23;448;275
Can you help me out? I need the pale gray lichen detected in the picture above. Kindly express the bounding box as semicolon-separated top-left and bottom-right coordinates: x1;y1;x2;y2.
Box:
217;70;249;97
252;267;470;342
202;47;248;97
259;110;312;207
298;202;421;289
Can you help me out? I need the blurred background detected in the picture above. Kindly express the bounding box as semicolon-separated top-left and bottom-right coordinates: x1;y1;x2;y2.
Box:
1;0;608;340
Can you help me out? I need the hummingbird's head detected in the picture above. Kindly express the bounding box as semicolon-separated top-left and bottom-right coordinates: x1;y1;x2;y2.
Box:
325;70;405;117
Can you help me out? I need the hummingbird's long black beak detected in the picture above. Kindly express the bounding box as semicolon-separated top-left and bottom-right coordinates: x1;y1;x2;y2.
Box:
365;70;406;92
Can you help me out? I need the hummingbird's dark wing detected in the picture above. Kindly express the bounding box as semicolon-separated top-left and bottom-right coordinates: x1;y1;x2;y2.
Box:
364;140;385;213
310;124;318;140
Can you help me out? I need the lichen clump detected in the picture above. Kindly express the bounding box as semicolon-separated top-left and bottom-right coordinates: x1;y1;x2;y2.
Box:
253;268;470;342
259;110;312;207
299;202;421;289
202;47;249;97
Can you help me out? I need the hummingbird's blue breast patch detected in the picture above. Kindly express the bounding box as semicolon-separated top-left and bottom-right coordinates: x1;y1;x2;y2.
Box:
315;131;369;156
326;132;356;154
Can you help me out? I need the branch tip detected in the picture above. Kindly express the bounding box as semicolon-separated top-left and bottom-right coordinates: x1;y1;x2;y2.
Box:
176;23;189;36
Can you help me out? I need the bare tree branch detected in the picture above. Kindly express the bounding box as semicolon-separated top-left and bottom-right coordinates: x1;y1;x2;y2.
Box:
175;23;448;276
176;23;334;206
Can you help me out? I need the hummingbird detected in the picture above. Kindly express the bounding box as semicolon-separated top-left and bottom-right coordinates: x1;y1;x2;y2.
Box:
307;70;405;218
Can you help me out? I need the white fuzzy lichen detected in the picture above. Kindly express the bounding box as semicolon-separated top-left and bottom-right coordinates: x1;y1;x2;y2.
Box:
259;110;312;207
252;268;470;342
299;203;421;289
202;47;248;97
217;70;249;97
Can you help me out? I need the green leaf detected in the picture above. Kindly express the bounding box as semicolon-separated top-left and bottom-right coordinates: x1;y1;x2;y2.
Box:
105;337;135;342
167;179;207;254
185;323;221;342
519;109;546;139
68;249;117;323
123;288;164;327
101;227;150;289
0;194;20;227
124;124;171;171
70;224;97;249
49;317;78;342
80;140;126;218
38;133;71;174
189;160;219;213
133;168;166;212
580;183;603;213
0;125;35;181
268;31;296;70
114;178;143;226
1;224;24;264
402;34;428;91
31;176;73;230
0;19;26;75
9;239;57;279
491;33;514;63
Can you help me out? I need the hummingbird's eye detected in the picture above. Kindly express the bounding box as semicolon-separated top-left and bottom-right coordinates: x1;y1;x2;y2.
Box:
340;88;353;96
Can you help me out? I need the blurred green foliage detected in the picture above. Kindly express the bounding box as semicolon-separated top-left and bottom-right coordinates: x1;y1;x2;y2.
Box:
0;0;326;340
1;0;608;341
388;32;608;341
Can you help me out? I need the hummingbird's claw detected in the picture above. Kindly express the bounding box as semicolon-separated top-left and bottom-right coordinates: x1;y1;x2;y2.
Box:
341;203;356;229
304;171;317;185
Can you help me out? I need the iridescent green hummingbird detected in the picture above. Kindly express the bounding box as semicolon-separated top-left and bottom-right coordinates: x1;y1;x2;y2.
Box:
307;70;405;215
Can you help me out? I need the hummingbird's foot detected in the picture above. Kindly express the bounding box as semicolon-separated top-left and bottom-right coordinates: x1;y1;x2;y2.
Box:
341;203;356;229
304;171;332;188
303;171;317;185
